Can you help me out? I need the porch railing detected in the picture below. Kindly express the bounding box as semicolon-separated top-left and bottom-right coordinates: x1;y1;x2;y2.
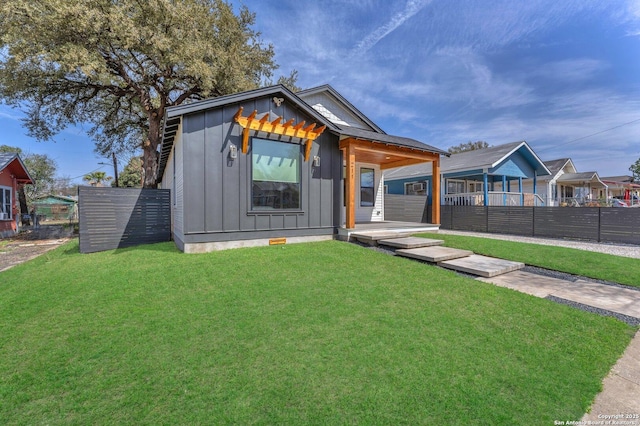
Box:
443;192;545;207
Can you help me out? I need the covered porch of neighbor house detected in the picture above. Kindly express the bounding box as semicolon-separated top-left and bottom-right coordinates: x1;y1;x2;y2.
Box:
555;172;609;206
338;133;443;232
442;172;546;207
385;141;550;207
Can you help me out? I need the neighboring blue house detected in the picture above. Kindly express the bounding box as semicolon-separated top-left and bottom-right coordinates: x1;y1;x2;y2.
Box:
384;141;551;206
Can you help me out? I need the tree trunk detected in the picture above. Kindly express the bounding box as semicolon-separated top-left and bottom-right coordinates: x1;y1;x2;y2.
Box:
17;186;30;226
142;113;162;188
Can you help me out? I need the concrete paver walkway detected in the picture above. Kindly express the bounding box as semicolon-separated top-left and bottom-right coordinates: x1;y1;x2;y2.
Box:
478;270;640;318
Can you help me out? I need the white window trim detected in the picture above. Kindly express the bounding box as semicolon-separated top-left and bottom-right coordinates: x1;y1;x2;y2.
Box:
468;181;484;192
0;185;12;220
446;179;466;194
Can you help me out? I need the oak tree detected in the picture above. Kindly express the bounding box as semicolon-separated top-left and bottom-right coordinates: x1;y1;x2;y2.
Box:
0;0;279;187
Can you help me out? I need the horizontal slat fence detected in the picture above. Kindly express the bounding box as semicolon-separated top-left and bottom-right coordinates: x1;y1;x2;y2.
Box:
438;205;640;245
79;187;171;253
384;194;429;223
384;196;640;245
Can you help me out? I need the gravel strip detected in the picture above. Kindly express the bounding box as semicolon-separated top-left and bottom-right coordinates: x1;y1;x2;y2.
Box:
436;230;640;259
522;265;640;292
545;295;640;326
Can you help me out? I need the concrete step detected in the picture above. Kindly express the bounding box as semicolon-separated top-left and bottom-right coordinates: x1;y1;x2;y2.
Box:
350;231;413;245
439;254;524;278
378;237;444;249
396;246;473;263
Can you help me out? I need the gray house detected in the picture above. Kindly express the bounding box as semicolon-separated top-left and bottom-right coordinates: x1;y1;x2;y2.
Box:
158;85;448;252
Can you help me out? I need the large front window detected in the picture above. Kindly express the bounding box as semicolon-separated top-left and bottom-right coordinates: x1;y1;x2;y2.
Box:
252;138;301;210
0;186;11;220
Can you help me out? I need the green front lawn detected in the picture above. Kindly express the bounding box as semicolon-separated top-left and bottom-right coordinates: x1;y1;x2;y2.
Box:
0;240;634;425
416;232;640;288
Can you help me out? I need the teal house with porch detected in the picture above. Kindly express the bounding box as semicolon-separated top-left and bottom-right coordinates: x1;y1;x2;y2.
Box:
384;141;551;206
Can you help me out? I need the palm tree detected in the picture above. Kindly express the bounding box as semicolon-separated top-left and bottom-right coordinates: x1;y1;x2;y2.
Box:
83;171;113;187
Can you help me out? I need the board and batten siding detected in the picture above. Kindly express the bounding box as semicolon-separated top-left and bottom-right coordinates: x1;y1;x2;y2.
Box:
160;128;185;247
179;95;341;243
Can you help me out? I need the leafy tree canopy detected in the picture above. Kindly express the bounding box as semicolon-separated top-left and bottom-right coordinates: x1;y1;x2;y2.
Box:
116;156;143;188
448;141;490;154
630;158;640;183
0;0;282;187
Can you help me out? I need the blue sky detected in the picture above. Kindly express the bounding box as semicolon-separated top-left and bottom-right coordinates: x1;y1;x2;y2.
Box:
1;0;639;183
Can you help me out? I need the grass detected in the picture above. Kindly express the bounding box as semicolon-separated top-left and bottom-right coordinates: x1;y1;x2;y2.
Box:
0;239;635;425
415;232;640;288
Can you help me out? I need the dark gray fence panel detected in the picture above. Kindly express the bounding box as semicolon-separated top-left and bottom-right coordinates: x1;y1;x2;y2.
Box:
451;206;487;232
533;207;600;241
487;207;534;236
438;205;639;245
384;194;429;222
79;187;171;253
599;209;640;244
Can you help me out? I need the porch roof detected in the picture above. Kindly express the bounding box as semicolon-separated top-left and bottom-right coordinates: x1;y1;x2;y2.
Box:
337;127;449;157
557;172;607;187
384;140;550;181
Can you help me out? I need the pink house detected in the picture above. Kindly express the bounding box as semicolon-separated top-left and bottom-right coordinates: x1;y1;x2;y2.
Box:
0;153;34;238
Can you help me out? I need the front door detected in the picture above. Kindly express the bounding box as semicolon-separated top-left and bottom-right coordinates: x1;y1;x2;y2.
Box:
356;164;383;223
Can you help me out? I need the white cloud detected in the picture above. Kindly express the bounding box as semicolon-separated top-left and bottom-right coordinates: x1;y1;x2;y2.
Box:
530;58;609;83
0;107;23;121
351;0;433;55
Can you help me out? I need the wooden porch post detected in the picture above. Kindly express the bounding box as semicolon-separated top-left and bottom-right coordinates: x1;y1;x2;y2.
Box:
345;144;356;229
431;156;441;224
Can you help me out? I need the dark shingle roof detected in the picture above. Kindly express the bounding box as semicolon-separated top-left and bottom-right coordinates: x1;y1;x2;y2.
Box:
0;153;17;170
337;127;449;156
556;172;602;182
297;84;386;134
543;158;571;176
385;141;549;180
158;85;449;181
0;153;34;183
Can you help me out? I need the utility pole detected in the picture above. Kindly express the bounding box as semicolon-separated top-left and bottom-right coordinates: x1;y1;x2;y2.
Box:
112;152;119;188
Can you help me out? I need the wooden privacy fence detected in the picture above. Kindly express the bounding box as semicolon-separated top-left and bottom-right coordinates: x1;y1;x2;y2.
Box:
438;206;640;245
78;187;171;253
